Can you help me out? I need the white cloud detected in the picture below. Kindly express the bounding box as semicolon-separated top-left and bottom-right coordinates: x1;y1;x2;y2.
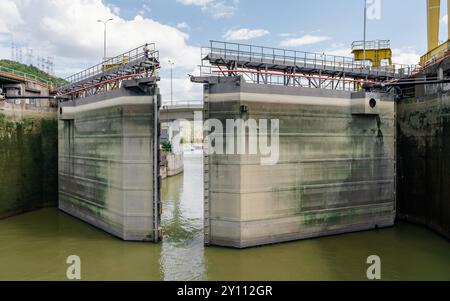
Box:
324;48;352;58
280;35;331;48
177;0;238;19
139;0;152;15
107;3;120;16
280;33;295;38
441;14;448;25
0;0;22;33
177;22;190;30
159;77;202;102
0;0;199;69
0;0;203;101
392;48;421;66
177;0;212;7
0;43;11;59
223;28;269;41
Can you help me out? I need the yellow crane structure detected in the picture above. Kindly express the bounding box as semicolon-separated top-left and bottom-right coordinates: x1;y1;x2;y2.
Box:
421;0;450;66
352;40;392;68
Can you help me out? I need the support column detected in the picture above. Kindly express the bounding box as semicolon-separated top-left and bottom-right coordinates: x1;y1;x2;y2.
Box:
448;0;450;40
427;0;441;51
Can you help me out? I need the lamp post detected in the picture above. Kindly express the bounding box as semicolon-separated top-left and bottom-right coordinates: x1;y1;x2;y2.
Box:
168;60;174;105
363;0;367;67
98;18;113;61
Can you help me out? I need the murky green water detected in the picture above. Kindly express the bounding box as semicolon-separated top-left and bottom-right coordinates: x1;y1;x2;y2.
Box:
0;153;449;281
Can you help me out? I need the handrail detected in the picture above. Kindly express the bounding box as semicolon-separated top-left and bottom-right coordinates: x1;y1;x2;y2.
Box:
59;43;159;89
351;40;390;50
207;40;418;78
161;100;203;109
0;65;52;88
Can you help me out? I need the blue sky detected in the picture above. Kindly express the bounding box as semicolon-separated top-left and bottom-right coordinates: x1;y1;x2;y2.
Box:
0;0;445;100
106;0;430;53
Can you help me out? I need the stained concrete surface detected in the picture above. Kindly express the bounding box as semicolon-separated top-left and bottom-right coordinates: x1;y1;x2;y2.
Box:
397;83;450;240
58;85;161;242
201;76;396;248
0;101;57;218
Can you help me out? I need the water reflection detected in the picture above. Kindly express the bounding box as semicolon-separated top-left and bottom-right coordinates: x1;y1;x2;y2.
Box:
0;153;449;280
160;152;206;281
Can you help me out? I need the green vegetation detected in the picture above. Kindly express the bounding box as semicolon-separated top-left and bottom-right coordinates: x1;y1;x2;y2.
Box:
0;59;66;87
161;141;172;153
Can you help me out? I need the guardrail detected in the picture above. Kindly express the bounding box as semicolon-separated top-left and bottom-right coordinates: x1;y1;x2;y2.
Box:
0;65;53;88
351;40;390;51
203;40;418;79
59;43;159;88
161;100;203;109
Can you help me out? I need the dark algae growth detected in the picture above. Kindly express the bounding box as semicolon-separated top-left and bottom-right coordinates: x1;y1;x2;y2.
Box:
397;84;450;240
0;112;58;218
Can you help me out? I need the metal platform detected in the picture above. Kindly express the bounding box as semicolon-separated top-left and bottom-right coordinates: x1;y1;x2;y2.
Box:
198;41;418;91
351;40;391;51
57;43;160;99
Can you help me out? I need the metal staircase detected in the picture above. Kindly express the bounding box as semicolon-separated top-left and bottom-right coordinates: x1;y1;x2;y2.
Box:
57;43;160;99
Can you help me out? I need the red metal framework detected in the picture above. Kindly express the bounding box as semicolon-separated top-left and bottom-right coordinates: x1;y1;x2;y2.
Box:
57;43;160;99
200;41;418;91
211;69;377;90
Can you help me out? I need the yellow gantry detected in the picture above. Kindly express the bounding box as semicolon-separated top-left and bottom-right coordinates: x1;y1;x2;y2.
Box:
421;0;450;66
427;0;441;51
352;40;392;68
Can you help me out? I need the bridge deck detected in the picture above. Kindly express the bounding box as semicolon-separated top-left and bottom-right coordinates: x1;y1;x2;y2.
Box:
0;66;52;89
160;101;203;122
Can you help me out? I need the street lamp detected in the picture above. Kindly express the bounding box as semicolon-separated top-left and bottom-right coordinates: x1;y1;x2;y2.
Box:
98;18;113;61
363;0;367;66
168;60;174;105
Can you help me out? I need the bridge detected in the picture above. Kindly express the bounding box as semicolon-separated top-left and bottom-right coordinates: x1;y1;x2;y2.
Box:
0;65;54;99
160;101;203;122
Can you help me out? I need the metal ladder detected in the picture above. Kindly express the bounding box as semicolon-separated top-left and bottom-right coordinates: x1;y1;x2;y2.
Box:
203;84;211;245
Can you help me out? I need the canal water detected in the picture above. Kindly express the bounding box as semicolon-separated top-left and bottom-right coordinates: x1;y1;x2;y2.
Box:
0;153;449;281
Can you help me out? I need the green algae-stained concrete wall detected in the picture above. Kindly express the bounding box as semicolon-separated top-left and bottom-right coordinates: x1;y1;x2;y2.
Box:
201;76;396;248
0;103;58;218
397;83;450;240
58;83;161;242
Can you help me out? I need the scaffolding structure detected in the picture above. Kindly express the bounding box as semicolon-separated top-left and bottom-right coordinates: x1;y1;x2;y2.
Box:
199;41;418;91
57;43;160;99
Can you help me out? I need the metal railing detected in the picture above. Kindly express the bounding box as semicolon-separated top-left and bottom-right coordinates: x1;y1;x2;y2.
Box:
420;40;450;67
0;65;52;88
199;65;375;91
161;100;203;109
203;41;417;79
351;40;390;50
59;43;159;88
